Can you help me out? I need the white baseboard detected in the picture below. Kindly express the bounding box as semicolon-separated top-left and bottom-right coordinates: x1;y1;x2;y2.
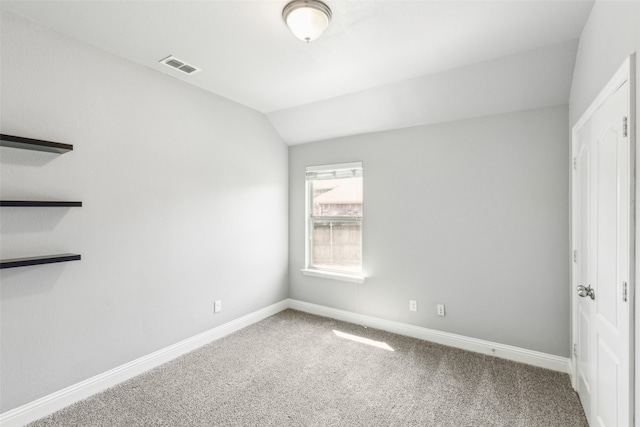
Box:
0;300;289;427
1;298;571;426
288;299;571;374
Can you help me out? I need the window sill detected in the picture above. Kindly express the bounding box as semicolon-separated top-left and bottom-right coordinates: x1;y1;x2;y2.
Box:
300;269;366;284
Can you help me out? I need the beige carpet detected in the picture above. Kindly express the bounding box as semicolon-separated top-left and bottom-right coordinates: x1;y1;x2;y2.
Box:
30;309;588;426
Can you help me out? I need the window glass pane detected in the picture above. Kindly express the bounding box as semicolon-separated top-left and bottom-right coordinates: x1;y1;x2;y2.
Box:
306;162;362;275
311;220;361;272
311;177;363;217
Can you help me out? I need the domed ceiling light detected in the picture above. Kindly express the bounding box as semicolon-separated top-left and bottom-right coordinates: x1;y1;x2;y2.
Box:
282;0;332;43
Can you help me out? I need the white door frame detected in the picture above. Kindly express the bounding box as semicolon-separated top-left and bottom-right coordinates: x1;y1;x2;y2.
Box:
571;54;636;425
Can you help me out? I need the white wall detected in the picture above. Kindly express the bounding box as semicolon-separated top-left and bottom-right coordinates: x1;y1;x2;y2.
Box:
569;0;640;421
0;13;288;412
289;105;570;357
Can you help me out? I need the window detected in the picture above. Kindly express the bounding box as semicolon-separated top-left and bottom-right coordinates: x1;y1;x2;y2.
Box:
303;162;363;282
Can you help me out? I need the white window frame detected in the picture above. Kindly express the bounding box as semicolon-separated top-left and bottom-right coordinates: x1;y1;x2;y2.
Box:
301;162;365;284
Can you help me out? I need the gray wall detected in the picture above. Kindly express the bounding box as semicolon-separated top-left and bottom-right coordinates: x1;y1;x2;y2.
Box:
569;0;640;127
0;13;288;412
289;105;570;357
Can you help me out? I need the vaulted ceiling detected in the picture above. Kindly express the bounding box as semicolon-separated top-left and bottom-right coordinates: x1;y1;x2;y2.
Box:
2;1;595;144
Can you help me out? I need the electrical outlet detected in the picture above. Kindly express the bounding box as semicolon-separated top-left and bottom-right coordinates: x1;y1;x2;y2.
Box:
437;304;445;316
214;300;222;313
409;300;417;312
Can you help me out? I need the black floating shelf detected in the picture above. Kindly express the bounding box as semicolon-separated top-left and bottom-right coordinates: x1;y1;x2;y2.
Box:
1;253;81;269
0;200;82;207
0;134;73;154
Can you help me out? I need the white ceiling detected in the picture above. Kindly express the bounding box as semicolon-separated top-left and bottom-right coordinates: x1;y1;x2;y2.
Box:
268;39;579;144
2;0;594;144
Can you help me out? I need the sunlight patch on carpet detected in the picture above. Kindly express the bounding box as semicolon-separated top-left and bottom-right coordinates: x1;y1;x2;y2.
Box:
333;330;394;351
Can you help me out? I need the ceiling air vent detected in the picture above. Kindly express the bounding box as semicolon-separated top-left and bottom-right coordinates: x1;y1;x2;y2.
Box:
159;55;201;75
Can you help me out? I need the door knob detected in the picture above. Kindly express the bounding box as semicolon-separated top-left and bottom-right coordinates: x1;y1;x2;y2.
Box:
577;285;595;300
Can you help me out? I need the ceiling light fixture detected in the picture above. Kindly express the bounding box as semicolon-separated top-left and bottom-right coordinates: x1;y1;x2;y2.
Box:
282;0;332;43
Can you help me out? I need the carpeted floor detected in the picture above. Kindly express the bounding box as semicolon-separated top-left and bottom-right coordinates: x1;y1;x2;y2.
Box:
30;309;588;426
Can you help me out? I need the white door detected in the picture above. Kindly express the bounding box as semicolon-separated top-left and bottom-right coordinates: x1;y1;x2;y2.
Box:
572;58;634;427
575;115;593;421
